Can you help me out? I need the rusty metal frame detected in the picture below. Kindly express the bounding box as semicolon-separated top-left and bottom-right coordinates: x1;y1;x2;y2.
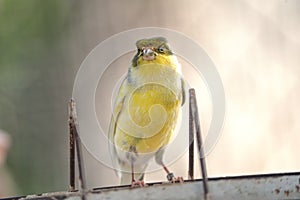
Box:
188;91;194;180
189;88;210;200
68;99;87;200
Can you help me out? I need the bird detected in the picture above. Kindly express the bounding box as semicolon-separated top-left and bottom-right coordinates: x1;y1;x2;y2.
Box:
108;37;185;186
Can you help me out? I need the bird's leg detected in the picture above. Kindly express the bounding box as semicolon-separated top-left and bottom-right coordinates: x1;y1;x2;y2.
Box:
162;164;183;183
131;160;145;187
155;148;183;183
131;160;135;182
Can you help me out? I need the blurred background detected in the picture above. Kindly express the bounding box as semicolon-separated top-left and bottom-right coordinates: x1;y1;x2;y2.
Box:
0;0;299;197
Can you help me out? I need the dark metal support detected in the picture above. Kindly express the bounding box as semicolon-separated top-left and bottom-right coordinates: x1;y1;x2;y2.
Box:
189;89;210;200
69;99;87;200
188;93;194;180
74;126;87;197
69;115;75;192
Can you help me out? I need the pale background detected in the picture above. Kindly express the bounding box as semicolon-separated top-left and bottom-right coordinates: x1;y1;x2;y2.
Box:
0;0;299;196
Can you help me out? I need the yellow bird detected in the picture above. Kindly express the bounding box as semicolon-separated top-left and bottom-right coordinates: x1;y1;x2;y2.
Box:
109;37;185;186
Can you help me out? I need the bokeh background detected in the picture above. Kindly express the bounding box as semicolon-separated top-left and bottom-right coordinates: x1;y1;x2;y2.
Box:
0;0;299;197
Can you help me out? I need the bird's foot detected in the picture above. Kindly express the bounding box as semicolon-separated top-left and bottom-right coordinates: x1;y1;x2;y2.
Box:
167;173;184;183
131;180;146;187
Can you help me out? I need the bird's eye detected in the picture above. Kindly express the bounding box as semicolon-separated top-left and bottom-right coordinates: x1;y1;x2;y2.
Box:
158;47;165;53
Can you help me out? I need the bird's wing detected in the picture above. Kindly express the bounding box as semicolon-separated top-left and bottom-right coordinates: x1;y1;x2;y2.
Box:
181;78;186;106
108;77;129;177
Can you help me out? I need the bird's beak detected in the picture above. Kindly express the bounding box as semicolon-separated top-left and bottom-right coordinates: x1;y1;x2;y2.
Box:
142;48;156;61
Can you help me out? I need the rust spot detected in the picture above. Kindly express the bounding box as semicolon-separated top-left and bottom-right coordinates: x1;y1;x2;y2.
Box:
296;185;300;192
274;189;280;194
284;190;290;196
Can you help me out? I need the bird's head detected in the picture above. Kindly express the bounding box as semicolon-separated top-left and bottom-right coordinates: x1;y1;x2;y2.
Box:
131;37;179;69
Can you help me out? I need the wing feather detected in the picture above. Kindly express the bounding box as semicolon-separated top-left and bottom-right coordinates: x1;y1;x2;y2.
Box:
108;77;129;176
181;78;186;106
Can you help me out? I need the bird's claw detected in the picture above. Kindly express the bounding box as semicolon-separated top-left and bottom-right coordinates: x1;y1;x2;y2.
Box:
175;176;184;183
167;173;184;183
131;180;146;187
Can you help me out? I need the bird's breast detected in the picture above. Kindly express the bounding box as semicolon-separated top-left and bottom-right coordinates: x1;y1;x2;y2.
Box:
114;64;183;155
128;84;179;126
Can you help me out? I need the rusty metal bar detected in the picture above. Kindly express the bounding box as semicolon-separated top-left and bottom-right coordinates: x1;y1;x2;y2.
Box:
188;91;194;180
74;126;87;200
69;111;75;192
69;99;87;200
189;89;210;200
